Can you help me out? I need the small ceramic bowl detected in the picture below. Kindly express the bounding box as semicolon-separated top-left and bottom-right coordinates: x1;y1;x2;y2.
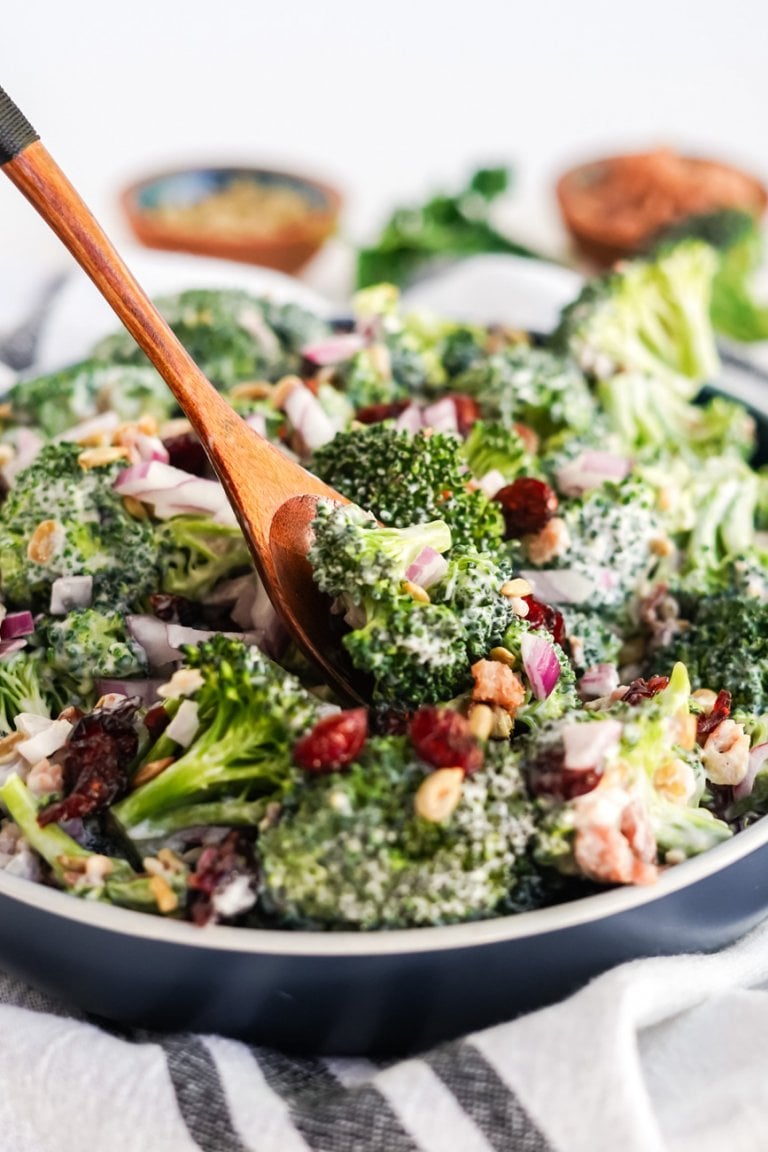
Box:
121;166;342;274
556;148;768;266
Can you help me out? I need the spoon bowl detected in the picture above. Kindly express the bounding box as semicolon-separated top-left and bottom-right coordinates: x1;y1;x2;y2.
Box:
0;85;365;702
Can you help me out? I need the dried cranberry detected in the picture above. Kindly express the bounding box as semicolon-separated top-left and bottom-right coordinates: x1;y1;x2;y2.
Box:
354;399;411;424
495;477;558;538
527;746;601;800
696;689;732;744
293;708;368;773
449;393;481;437
163;430;209;476
38;699;140;826
409;706;483;775
143;702;172;743
622;675;670;706
523;595;566;648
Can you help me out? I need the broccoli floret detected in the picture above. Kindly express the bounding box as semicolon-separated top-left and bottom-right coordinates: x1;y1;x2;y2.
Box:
157;516;252;600
0;648;64;735
38;609;148;703
454;345;596;441
559;607;623;675
259;735;538;929
527;479;661;607
112;636;318;837
344;597;471;707
432;550;516;660
653;594;768;712
311;425;504;552
650;209;768;343
0;443;159;611
552;240;720;399
640;454;768;594
7;361;176;438
461;420;532;486
308;501;464;704
92;289;330;391
308;500;452;612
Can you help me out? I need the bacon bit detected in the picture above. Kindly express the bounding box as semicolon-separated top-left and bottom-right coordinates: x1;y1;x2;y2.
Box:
293;708;368;773
409;707;483;774
696;689;731;744
622;675;670;706
574;823;658;886
470;659;526;714
522;516;570;565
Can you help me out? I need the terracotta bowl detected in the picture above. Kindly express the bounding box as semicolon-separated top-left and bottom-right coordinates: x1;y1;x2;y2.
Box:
121;166;342;275
556;148;768;266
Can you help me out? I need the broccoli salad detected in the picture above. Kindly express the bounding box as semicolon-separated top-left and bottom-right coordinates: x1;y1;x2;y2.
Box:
0;237;767;933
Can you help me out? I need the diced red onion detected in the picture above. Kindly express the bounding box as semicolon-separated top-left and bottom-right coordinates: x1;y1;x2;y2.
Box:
115;462;236;525
282;384;336;451
2;427;43;483
49;576;93;616
301;333;365;367
245;411;267;437
405;547;449;591
476;468;507;499
521;568;595;605
95;678;165;706
128;615;265;669
0;611;35;639
520;632;561;700
16;717;74;764
230;577;288;658
556;451;632;497
562;718;623;770
733;742;768;800
0;638;27;661
133;433;169;464
578;663;620;700
422;397;459;436
394;404;424;435
165;699;200;749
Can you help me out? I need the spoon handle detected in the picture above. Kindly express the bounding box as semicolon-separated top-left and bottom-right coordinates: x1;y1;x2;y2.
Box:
0;85;338;563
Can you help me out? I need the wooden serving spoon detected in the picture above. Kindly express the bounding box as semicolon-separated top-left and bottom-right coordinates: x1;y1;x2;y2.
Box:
0;85;368;704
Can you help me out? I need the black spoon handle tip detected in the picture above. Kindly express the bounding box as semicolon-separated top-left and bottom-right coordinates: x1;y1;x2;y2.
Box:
0;86;39;165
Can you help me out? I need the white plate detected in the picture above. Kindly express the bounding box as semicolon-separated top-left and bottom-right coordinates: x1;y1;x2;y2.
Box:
34;249;335;373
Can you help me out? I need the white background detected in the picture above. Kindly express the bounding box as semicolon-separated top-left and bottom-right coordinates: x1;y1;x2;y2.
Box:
1;0;768;300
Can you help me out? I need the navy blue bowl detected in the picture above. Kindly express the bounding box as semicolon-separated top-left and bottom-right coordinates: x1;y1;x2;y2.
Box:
1;365;767;1055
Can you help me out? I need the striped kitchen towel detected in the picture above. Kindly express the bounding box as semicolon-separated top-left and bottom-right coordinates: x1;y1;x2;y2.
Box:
3;917;768;1152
